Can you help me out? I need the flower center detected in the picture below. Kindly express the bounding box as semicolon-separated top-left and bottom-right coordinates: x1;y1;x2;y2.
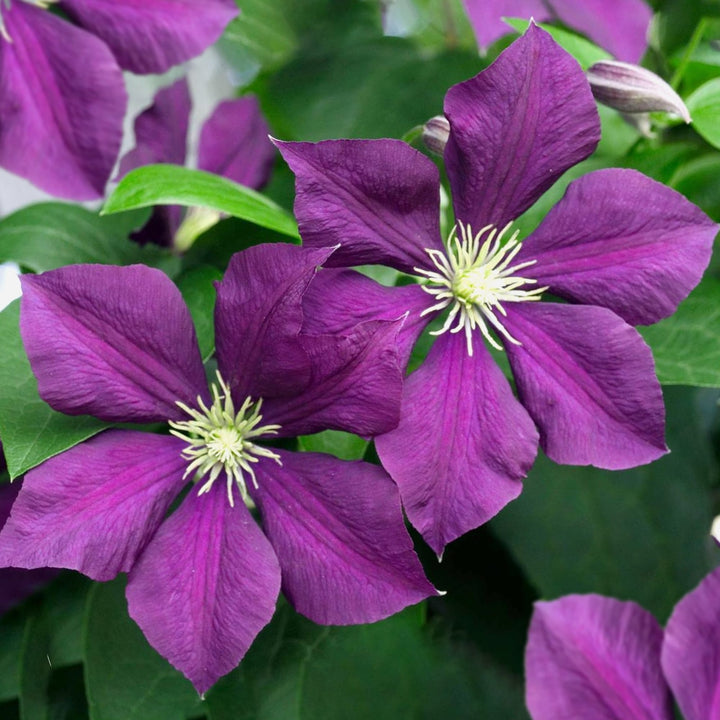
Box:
414;222;547;356
168;371;282;507
0;0;57;43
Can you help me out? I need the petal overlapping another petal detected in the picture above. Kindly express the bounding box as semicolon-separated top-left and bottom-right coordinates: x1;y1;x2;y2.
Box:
126;485;281;695
276;138;444;274
526;596;673;720
0;3;126;199
20;265;208;423
215;244;334;403
251;450;435;625
0;431;188;581
60;0;239;74
444;23;600;232
662;566;720;720
519;169;717;325
376;332;538;556
198;96;275;189
503;302;667;469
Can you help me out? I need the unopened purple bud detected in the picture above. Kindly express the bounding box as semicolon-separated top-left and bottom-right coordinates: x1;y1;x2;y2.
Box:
587;60;691;123
422;115;450;155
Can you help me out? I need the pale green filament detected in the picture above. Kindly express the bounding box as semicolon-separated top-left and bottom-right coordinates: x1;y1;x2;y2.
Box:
414;222;547;356
168;371;282;507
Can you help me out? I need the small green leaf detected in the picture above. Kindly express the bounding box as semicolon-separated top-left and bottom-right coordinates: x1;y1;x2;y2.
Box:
686;77;720;149
297;430;368;460
103;165;299;240
0;303;109;479
176;265;222;362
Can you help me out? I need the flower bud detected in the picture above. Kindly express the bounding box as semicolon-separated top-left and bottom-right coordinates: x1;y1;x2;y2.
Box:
422;115;450;156
587;60;691;123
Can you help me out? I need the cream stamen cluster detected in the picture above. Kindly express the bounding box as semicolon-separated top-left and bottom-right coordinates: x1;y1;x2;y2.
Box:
415;222;547;356
169;371;282;507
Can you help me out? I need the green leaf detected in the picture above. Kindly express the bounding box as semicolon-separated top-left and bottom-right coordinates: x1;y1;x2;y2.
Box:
84;578;201;720
492;386;716;621
297;430;368;460
686;77;720;149
18;606;52;720
0;302;109;479
641;276;720;387
103;166;299;240
176;265;222;362
0;611;27;701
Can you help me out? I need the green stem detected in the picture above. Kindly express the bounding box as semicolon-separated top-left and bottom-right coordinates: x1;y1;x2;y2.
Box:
670;17;708;90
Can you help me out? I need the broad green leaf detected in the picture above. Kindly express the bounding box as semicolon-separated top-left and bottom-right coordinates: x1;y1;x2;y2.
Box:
686;77;720;149
0;204;165;273
176;265;222;362
493;386;716;621
0;302;109;479
44;575;92;669
0;610;27;701
297;430;368;460
84;578;201;720
18;606;51;720
641;276;720;387
103;166;299;240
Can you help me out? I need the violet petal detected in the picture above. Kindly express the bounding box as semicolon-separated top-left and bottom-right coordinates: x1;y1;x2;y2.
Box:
126;484;280;695
276;138;445;274
0;431;188;581
518;169;717;325
461;0;550;51
20;265;208;424
504;302;667;469
444;24;600;232
375;332;538;556
264;318;404;438
0;3;126;200
251;450;435;624
215;244;334;403
526;595;673;720
59;0;239;74
301;268;436;369
662;566;720;720
198;96;275;189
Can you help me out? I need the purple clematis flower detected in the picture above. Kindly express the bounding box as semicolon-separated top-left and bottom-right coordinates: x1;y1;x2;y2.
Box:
0;245;435;693
0;0;238;200
461;0;652;62
525;566;720;720
276;24;718;556
118;77;275;247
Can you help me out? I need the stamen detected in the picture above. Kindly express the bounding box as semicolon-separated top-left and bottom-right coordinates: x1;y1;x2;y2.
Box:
413;222;547;356
168;371;282;507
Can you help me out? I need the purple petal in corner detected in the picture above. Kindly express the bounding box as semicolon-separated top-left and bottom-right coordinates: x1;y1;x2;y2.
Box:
526;595;673;720
252;450;435;625
126;485;281;695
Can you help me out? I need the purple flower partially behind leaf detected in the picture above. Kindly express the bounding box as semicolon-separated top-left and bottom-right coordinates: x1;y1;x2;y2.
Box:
277;24;718;556
462;0;652;62
0;246;435;694
525;566;720;720
119;77;276;247
0;0;238;200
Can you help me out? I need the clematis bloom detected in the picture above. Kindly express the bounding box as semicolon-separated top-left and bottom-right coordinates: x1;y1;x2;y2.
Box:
525;566;720;720
0;245;435;693
276;24;718;555
0;0;238;200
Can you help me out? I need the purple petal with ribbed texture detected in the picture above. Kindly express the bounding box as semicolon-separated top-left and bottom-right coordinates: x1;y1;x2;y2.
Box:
118;78;191;177
548;0;651;62
276;138;444;274
20;265;208;424
60;0;239;74
444;24;599;232
518;169;717;325
215;244;334;403
375;332;538;556
526;595;673;720
198;96;275;189
126;485;280;695
462;0;550;51
251;450;435;624
0;431;188;581
0;482;57;615
301;269;436;369
662;567;720;720
0;3;125;200
504;302;666;469
264;318;404;438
